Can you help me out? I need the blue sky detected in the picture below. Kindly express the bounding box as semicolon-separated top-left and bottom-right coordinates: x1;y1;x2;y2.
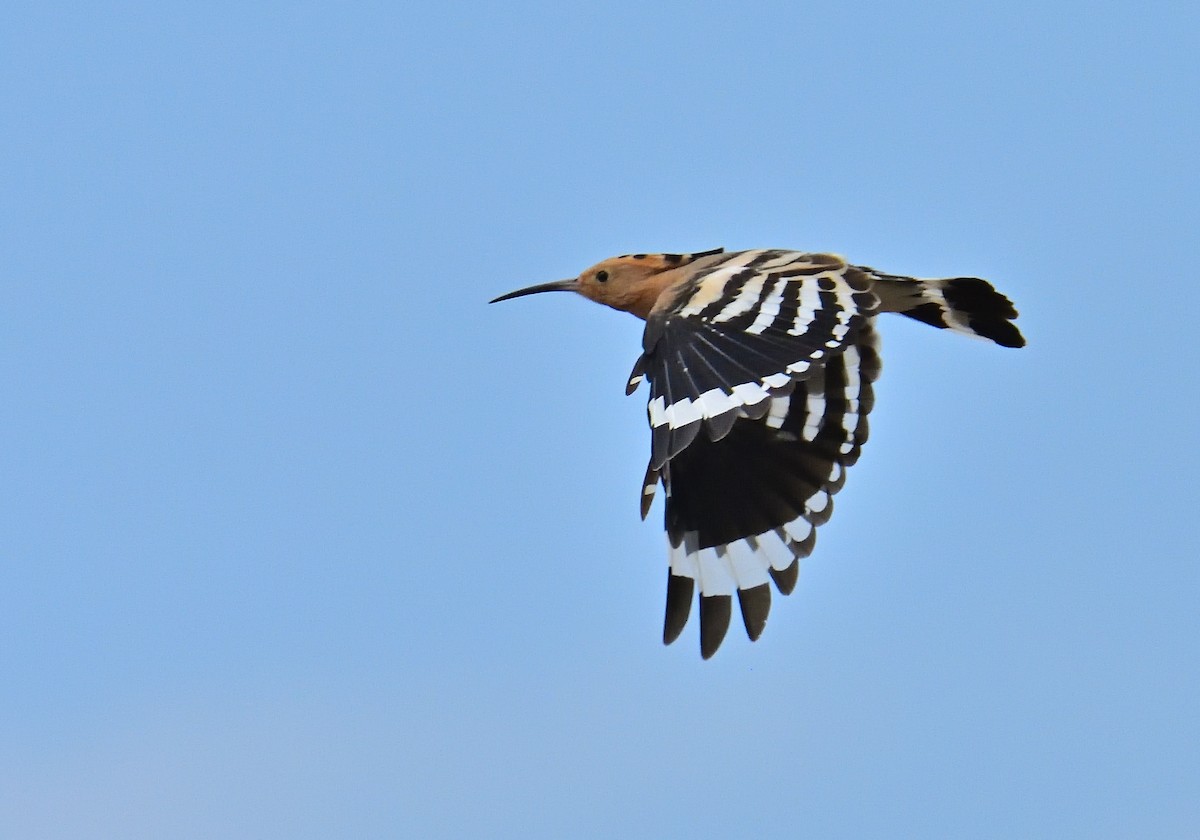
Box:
1;1;1197;837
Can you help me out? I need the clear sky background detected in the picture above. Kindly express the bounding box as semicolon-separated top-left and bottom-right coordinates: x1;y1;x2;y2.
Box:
1;2;1197;837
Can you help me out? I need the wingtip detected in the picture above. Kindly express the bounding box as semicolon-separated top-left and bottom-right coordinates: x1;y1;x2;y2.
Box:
639;463;659;520
626;354;648;395
1001;327;1027;348
699;594;732;659
663;573;694;645
769;560;800;596
737;584;771;642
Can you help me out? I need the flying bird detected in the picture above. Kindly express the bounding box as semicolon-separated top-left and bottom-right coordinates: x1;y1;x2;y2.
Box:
491;248;1024;658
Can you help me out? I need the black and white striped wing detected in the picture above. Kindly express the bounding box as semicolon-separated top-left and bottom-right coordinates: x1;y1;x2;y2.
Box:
628;250;879;472
629;250;882;658
653;323;881;657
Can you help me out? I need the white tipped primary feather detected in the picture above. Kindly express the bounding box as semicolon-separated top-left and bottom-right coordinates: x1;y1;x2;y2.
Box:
696;545;736;597
669;534;698;579
751;528;796;572
726;541;771;590
782;515;814;545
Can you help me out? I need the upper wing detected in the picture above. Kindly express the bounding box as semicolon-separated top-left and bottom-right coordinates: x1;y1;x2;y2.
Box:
628;250;880;471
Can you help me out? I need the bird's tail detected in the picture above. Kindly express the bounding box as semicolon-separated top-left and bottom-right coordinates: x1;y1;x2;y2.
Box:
865;269;1026;348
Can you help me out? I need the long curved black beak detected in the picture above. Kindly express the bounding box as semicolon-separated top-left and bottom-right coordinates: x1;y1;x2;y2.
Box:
489;279;577;304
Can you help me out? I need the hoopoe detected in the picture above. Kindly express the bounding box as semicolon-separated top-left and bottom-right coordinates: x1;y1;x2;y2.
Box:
492;248;1024;658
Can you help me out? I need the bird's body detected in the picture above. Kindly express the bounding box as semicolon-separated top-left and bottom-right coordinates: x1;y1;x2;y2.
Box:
492;248;1024;658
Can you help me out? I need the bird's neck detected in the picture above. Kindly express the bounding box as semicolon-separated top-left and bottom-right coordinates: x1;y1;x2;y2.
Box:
619;272;681;320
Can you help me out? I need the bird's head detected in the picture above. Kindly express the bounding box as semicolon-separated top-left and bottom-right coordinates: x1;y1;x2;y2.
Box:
490;250;724;320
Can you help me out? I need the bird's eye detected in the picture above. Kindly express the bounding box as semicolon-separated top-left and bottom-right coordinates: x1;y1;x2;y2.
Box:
596;270;609;282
